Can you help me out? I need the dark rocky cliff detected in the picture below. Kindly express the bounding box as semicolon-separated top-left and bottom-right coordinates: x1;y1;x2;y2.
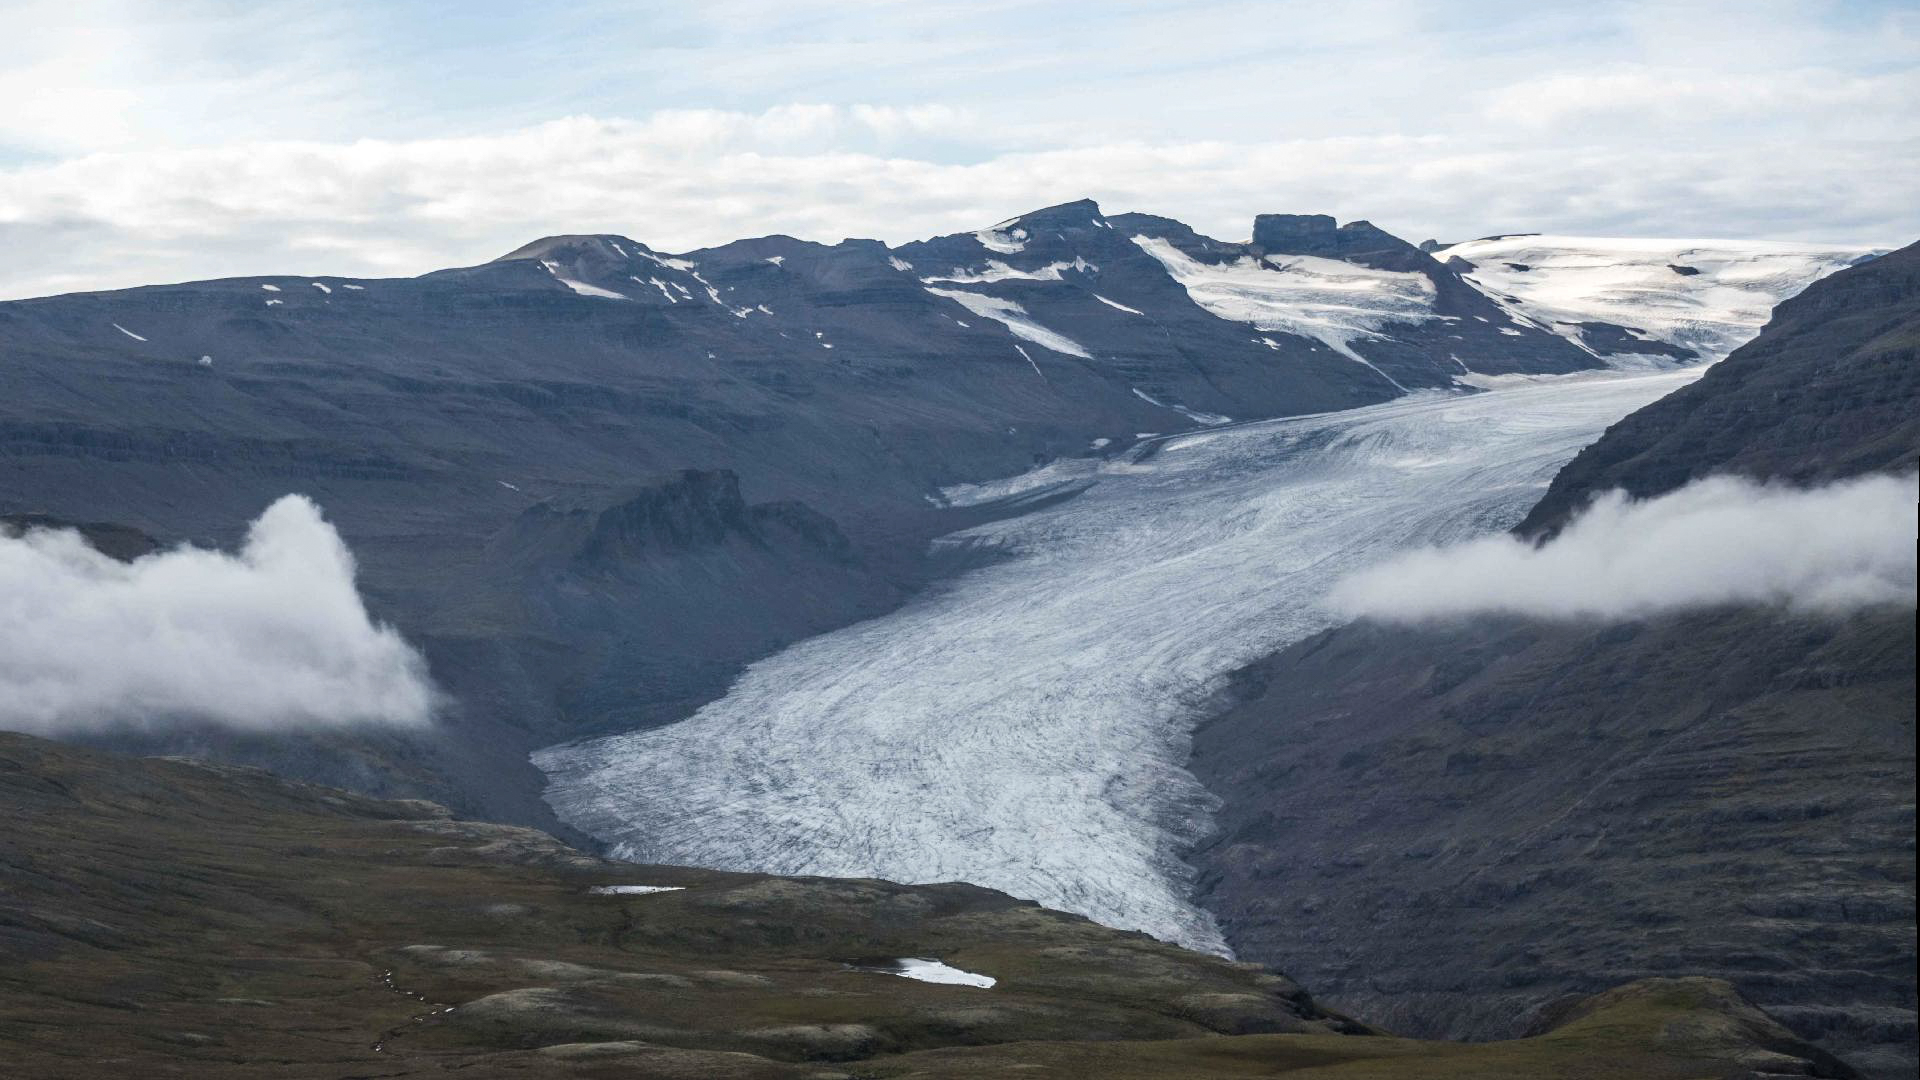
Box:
1189;244;1920;1078
475;469;906;739
1191;609;1913;1075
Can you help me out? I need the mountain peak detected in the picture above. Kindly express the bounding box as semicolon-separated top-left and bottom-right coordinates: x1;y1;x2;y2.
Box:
493;233;652;264
997;198;1107;231
1251;214;1425;269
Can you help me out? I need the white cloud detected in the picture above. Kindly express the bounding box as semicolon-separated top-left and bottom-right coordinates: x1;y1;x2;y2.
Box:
0;495;438;734
0;2;1914;297
1483;66;1919;133
1327;473;1919;622
1;110;1914;300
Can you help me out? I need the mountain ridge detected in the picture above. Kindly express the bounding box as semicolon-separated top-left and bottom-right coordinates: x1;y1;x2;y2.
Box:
0;201;1885;880
4;200;1777;828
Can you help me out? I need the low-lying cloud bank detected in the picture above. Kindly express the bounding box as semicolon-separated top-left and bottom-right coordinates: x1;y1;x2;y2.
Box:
1329;473;1918;623
0;495;437;734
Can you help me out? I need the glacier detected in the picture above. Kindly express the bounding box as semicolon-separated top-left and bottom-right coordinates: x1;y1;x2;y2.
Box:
1435;236;1879;359
533;368;1699;955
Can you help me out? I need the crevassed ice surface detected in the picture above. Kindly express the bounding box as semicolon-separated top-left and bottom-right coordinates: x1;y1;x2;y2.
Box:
534;369;1697;955
1435;235;1879;359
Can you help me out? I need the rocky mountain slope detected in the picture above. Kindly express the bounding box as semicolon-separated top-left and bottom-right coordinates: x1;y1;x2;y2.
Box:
7;202;1843;827
1519;239;1920;536
1188;243;1919;1078
0;732;1855;1079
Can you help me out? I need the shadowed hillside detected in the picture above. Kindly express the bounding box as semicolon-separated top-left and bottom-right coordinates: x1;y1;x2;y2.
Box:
1190;242;1919;1078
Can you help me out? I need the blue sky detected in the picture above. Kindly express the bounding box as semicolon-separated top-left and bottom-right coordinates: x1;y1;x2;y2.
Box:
1;0;1914;296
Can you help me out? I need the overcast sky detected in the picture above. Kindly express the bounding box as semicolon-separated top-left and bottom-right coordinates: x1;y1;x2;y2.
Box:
1;0;1914;298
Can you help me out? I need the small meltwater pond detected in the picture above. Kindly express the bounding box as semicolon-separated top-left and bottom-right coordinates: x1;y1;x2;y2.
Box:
851;957;995;989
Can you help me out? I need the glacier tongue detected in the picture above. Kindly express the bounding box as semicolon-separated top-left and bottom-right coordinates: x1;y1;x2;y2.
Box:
533;369;1698;954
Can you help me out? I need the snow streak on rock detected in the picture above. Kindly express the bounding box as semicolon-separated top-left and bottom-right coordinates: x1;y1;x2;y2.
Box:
534;370;1697;954
925;287;1094;358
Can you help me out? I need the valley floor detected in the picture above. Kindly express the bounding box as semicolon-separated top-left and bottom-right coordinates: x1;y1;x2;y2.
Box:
534;368;1698;952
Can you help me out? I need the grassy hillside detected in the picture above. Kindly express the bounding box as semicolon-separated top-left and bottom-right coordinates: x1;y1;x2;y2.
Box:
0;733;1849;1078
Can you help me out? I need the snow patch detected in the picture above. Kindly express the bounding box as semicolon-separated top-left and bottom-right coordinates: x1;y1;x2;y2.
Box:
259;284;280;292
636;250;698;272
587;885;685;896
559;278;628;300
1014;344;1044;377
921;258;1095;285
924;288;1092;359
541;260;627;299
1129;235;1428;390
887;958;995;988
1435;235;1878;360
1132;387;1230;426
975;225;1029;254
691;270;753;316
111;323;145;342
311;282;331;294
